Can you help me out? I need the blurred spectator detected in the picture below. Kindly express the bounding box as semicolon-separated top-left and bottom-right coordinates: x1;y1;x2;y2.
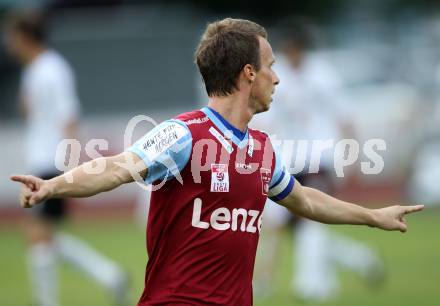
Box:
253;17;384;301
3;9;129;306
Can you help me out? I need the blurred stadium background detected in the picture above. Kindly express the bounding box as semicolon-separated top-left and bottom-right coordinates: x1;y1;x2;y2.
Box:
0;0;439;305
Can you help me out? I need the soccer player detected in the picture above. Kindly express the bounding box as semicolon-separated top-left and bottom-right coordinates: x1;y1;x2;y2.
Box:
10;18;423;306
4;10;128;306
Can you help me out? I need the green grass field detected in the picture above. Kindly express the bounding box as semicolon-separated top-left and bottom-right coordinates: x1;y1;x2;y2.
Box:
0;211;439;306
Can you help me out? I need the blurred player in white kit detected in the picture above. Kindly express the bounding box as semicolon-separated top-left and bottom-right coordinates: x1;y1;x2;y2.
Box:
253;18;384;301
4;10;128;306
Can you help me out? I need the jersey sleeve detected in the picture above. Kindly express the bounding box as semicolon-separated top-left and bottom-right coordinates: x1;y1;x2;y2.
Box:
126;119;192;184
268;144;295;201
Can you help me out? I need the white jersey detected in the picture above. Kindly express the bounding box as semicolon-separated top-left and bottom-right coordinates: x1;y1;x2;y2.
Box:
21;50;80;173
253;53;349;169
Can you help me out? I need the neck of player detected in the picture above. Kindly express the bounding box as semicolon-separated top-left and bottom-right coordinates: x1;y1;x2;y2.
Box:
23;44;46;65
207;93;254;133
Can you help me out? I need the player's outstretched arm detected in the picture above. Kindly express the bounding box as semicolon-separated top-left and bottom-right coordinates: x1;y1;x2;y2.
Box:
10;151;146;208
277;179;424;233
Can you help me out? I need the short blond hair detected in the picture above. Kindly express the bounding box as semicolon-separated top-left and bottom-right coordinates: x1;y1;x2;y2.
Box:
195;18;267;97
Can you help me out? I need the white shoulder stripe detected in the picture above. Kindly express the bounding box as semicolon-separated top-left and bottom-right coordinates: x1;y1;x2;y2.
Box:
268;172;290;197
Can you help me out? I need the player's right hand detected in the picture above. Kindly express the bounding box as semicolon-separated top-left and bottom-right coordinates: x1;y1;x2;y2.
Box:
10;175;52;208
372;204;425;233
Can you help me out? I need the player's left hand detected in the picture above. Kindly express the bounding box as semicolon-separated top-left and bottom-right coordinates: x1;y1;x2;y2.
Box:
372;205;424;233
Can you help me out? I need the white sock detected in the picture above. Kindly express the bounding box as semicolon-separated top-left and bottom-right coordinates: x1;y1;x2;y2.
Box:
54;232;125;290
28;243;58;306
293;221;338;301
328;232;381;277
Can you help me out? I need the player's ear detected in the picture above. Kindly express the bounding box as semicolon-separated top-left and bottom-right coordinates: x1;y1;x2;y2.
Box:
243;64;256;82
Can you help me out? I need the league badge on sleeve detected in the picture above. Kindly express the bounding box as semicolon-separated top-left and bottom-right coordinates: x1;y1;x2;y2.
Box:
260;168;271;195
211;164;229;192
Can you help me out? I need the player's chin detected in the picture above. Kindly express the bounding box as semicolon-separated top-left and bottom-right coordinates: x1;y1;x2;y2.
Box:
259;101;271;113
266;96;273;108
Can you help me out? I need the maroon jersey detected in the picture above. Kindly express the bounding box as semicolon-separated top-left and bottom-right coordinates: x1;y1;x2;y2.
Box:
128;107;294;305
